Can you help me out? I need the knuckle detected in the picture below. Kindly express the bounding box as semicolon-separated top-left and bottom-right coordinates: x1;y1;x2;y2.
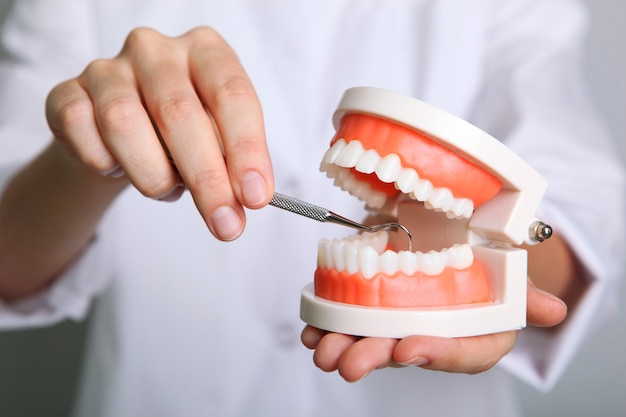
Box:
82;58;116;77
215;75;254;101
184;26;221;43
136;172;179;199
47;83;118;174
187;167;226;193
155;94;198;125
50;92;93;132
97;96;143;131
123;27;163;52
228;137;265;157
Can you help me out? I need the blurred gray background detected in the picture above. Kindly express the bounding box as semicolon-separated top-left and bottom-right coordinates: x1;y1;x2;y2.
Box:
0;1;624;416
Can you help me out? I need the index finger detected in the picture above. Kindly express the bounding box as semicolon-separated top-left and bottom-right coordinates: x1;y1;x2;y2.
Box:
189;28;274;208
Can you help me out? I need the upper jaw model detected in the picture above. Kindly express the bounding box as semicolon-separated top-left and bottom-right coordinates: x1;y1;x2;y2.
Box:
300;87;552;338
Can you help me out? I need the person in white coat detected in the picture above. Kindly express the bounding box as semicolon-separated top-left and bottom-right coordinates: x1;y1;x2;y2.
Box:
0;0;623;416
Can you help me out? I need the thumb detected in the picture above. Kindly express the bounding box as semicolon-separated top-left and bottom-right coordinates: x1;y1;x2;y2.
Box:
526;278;568;327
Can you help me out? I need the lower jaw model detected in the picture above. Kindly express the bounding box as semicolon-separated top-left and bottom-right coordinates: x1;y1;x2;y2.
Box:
300;87;552;338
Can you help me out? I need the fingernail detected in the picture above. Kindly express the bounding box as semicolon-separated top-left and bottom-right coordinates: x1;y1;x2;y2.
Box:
157;184;185;202
399;356;429;367
533;286;567;307
351;370;372;383
211;205;243;240
241;170;268;206
99;165;125;178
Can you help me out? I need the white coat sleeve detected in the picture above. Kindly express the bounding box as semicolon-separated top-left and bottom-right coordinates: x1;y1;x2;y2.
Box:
470;0;626;391
0;0;116;329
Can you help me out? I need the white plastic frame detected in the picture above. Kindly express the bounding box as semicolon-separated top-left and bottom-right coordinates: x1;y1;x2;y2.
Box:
300;87;547;338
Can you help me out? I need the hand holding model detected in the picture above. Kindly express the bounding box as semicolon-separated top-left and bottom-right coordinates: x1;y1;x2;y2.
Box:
297;87;576;382
301;277;567;382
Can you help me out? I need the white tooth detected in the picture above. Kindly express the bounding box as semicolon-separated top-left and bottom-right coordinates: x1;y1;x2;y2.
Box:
334;167;350;181
450;198;465;217
350;180;372;202
375;154;402;183
332;167;352;189
427;188;454;212
411;178;433;201
374;230;390;251
321;161;338;175
335;140;364;168
450;198;474;219
319;239;333;269
340;171;358;192
323;165;338;178
378;250;399;275
462;202;474;218
344;244;359;274
416;250;447;275
355;232;371;246
366;190;387;209
344;233;361;245
322;139;346;165
398;251;418;275
355;149;381;174
358;245;379;279
331;240;345;271
364;230;389;253
443;244;474;269
396;168;418;194
317;239;327;268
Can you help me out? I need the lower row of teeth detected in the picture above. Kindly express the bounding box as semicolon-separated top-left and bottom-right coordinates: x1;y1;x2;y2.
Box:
320;139;474;219
317;232;474;278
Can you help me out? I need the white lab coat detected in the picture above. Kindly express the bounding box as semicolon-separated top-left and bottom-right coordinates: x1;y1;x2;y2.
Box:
0;0;623;416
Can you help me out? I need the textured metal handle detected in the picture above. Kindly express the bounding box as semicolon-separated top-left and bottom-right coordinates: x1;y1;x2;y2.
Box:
269;192;413;251
269;192;329;223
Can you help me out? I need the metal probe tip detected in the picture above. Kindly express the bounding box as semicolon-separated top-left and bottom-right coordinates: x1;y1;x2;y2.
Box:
368;222;413;252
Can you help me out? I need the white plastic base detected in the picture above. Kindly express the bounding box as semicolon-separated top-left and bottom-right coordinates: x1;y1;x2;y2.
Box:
300;245;528;338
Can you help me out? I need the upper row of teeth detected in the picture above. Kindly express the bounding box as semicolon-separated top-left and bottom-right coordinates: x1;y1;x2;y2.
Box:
317;231;474;278
320;139;474;219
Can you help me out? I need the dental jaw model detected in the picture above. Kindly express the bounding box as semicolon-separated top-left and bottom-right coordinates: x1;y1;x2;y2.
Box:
300;87;552;338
